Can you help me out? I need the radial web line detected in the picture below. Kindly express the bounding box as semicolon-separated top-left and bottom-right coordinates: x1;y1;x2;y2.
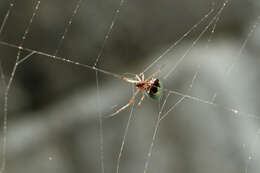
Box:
54;0;82;56
0;40;125;80
160;96;185;121
143;92;171;173
0;39;259;121
141;8;215;74
93;1;126;172
0;1;41;173
164;0;230;80
245;128;260;173
167;89;260;120
0;1;15;36
16;51;36;65
116;85;135;173
211;15;260;104
0;61;6;172
235;17;260;173
0;61;6;87
189;13;220;90
143;93;184;173
226;15;260;75
93;0;126;67
95;71;105;173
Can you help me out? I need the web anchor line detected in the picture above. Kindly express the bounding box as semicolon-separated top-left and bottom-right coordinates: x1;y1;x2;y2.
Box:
92;0;127;172
93;0;126;67
0;40;124;80
166;89;260;120
116;85;135;173
189;11;221;90
141;8;215;75
164;0;230;79
143;94;185;173
0;2;15;36
0;1;41;173
0;40;259;121
0;1;16;172
245;128;260;173
54;0;83;56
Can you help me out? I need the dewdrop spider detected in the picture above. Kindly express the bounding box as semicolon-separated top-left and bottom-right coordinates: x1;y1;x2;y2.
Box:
109;71;163;117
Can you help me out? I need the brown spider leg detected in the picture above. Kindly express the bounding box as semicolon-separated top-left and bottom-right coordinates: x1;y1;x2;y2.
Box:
136;74;142;81
124;72;137;76
123;72;142;81
139;73;144;81
138;93;146;106
108;90;140;117
124;72;143;83
122;77;139;84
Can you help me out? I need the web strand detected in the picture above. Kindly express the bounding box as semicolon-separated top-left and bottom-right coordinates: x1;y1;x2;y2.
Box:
93;0;126;67
227;16;260;172
160;96;185;121
210;15;259;104
143;93;184;173
0;40;259;121
0;1;41;172
93;1;126;172
0;60;6;170
95;71;105;173
189;13;220;90
226;15;260;75
0;2;15;37
0;61;6;87
245;129;260;173
0;40;125;80
167;89;260;120
0;1;15;172
143;92;170;173
164;0;230;80
141;7;215;74
16;51;36;65
116;85;135;173
54;0;82;56
143;7;230;168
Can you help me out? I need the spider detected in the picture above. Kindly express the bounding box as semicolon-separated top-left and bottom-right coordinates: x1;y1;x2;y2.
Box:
109;72;163;117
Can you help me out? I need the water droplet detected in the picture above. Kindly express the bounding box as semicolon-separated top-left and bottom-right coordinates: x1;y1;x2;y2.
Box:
232;109;238;114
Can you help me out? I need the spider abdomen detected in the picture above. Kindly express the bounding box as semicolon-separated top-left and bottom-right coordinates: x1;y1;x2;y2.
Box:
146;79;163;99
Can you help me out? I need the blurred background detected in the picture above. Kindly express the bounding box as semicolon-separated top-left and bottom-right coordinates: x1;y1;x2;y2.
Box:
0;0;260;172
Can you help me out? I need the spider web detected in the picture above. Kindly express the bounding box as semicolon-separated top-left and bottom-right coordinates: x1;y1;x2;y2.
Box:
0;0;260;173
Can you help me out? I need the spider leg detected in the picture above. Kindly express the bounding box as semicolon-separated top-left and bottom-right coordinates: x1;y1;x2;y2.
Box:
138;93;146;106
108;90;139;117
135;74;142;81
124;72;142;81
124;72;138;76
139;73;144;81
122;77;139;84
